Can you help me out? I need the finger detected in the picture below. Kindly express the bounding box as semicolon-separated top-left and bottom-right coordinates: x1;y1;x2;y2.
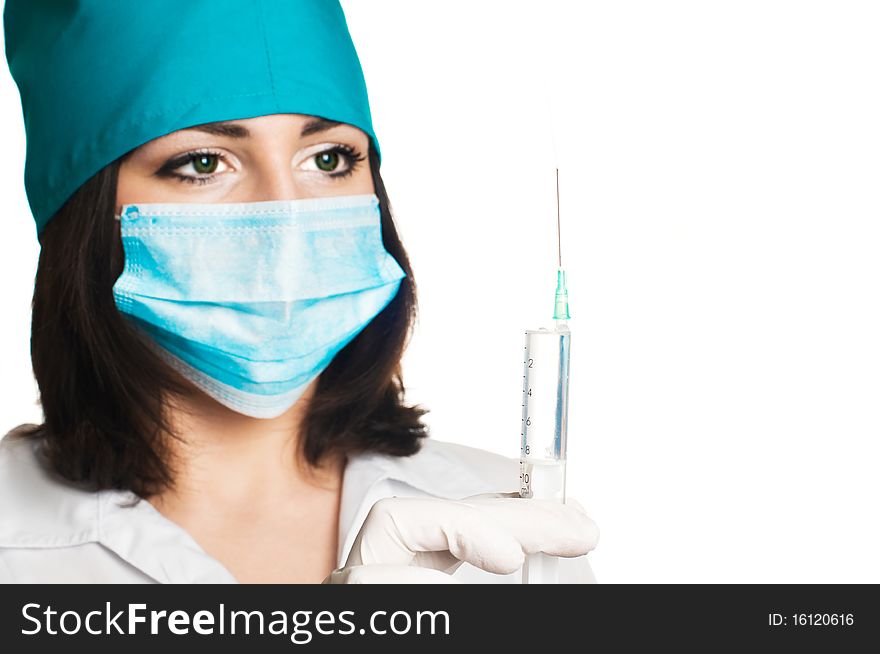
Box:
324;564;461;584
347;497;526;574
463;491;599;556
563;497;600;547
347;496;598;575
461;497;599;558
564;497;586;512
411;549;465;575
465;491;521;500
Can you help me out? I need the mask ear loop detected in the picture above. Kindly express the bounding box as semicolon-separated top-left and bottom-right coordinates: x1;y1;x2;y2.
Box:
114;207;140;222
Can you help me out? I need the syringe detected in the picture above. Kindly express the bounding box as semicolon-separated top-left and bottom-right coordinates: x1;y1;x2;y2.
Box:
520;168;572;584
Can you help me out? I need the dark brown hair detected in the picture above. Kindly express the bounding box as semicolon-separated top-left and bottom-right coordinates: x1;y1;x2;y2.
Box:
13;134;429;497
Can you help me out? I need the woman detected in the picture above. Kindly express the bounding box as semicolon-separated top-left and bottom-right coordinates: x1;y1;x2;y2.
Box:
0;0;598;583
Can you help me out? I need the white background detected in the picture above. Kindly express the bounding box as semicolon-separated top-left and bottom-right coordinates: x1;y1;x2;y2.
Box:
2;0;879;582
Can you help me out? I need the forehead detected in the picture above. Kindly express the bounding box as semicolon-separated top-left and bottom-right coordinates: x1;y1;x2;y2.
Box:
159;114;362;142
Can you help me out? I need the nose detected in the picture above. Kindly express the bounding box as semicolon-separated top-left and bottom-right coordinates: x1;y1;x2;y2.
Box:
247;152;303;202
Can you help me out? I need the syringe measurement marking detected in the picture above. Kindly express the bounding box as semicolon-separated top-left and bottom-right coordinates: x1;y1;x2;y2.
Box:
523;343;558;460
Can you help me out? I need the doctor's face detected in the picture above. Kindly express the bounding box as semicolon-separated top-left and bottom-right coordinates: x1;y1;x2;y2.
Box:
116;113;374;210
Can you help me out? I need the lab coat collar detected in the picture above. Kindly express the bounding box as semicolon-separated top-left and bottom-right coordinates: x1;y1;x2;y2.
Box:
0;427;519;583
0;430;238;583
348;437;517;499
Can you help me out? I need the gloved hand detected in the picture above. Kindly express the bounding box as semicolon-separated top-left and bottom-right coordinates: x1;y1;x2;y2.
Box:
322;493;599;584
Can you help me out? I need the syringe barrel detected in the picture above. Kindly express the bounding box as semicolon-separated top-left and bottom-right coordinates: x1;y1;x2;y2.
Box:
520;325;571;501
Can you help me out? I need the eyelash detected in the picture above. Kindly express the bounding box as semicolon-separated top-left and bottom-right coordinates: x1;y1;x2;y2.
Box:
156;144;367;185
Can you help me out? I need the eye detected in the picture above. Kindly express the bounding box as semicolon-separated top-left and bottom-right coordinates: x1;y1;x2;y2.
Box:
315;150;341;172
191;153;219;175
304;144;367;179
155;149;231;185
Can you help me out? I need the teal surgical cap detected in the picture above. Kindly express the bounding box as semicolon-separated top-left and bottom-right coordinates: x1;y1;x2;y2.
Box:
3;0;381;236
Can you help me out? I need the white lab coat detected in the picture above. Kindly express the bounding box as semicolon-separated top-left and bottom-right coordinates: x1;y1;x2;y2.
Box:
0;424;595;584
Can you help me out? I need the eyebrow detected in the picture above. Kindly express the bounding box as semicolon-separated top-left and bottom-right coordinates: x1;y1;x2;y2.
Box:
187;117;343;139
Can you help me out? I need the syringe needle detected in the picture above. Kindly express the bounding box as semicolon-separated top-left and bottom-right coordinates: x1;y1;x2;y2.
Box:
556;167;562;268
553;168;570;322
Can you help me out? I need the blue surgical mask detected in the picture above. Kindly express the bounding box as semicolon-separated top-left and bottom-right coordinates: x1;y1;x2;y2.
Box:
112;193;406;419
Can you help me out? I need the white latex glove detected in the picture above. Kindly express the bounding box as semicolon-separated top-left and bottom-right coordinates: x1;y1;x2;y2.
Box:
323;493;599;584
